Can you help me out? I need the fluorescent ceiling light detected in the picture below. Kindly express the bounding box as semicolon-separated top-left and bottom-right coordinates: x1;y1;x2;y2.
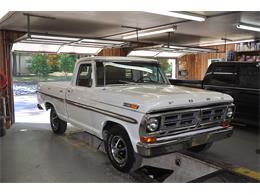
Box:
0;11;8;19
161;44;217;53
12;43;60;53
187;47;217;53
12;42;101;54
22;39;71;45
147;11;206;22
81;39;124;45
122;27;175;39
129;44;217;58
128;50;186;58
237;24;260;32
199;39;255;47
128;50;159;57
58;45;101;54
31;35;80;42
167;45;187;50
18;34;126;48
155;52;185;58
71;43;109;48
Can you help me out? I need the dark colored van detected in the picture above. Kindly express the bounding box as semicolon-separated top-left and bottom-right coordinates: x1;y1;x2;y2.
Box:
170;62;260;126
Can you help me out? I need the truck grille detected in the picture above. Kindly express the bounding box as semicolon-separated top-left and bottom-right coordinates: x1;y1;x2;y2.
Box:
160;105;228;134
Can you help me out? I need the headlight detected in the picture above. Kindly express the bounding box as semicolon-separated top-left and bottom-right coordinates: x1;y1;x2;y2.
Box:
226;107;233;118
146;118;160;132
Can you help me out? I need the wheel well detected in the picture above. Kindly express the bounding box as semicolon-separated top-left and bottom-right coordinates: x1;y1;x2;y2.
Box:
102;121;127;140
45;102;53;110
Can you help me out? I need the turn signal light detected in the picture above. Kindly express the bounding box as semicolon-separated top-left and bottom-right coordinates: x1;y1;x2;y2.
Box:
123;102;139;110
130;104;139;110
140;136;157;143
222;121;230;128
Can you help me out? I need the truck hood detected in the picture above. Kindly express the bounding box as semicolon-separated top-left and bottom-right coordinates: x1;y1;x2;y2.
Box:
94;85;233;113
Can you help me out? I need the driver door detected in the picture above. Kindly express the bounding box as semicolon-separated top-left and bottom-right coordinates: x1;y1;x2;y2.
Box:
66;63;95;134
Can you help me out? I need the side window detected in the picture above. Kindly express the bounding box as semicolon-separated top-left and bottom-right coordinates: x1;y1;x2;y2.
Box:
96;63;104;86
208;65;237;86
239;65;259;89
76;64;92;87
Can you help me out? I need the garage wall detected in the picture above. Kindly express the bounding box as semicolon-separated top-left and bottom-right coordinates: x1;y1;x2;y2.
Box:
0;30;25;126
98;48;127;56
178;44;235;80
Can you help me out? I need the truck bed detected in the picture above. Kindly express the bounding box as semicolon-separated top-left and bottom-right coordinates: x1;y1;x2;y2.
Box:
38;81;70;99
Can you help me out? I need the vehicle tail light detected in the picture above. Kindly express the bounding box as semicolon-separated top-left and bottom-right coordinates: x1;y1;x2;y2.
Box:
140;136;157;143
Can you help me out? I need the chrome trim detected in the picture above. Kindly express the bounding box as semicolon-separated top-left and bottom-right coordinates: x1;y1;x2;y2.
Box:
137;126;233;157
156;126;227;142
147;102;233;114
213;72;237;75
140;103;234;138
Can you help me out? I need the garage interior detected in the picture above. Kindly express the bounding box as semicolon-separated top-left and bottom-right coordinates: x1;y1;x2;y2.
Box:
0;11;259;182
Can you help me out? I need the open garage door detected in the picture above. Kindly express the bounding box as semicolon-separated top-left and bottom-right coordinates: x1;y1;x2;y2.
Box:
10;33;129;125
12;33;127;54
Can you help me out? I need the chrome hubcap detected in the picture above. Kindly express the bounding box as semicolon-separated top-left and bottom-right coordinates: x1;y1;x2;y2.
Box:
110;135;128;165
51;110;59;130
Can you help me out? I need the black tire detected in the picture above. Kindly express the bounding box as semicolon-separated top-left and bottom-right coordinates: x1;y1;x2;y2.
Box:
187;142;213;153
104;126;142;173
0;117;6;137
50;107;67;135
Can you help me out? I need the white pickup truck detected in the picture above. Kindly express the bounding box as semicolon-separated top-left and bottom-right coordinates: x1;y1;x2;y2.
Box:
37;56;235;172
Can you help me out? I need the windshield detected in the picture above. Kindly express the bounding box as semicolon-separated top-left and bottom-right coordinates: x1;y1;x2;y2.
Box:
96;61;168;86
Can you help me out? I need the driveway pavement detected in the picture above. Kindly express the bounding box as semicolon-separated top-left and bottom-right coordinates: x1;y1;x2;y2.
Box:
14;94;50;124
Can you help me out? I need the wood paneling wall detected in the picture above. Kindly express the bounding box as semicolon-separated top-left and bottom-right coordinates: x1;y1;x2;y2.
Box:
98;48;127;56
179;44;235;80
0;30;25;126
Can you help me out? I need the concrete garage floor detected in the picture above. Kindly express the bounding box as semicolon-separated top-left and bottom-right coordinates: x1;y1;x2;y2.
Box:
0;123;136;182
0;94;259;182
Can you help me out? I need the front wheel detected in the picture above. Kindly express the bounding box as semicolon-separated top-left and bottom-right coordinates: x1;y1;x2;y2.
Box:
105;126;142;173
187;142;213;153
50;107;67;135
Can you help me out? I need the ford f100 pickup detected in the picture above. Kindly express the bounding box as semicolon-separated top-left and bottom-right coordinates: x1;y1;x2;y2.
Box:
37;57;235;172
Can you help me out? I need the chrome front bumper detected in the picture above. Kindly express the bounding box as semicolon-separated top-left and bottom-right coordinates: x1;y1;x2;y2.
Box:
137;126;233;157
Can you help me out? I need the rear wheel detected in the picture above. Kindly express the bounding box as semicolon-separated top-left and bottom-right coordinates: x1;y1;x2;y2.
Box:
104;126;142;173
50;107;67;135
187;142;213;153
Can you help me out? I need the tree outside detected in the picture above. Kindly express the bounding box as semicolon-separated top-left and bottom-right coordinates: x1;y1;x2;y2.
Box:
48;54;60;72
159;59;172;77
28;54;50;81
59;54;77;78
